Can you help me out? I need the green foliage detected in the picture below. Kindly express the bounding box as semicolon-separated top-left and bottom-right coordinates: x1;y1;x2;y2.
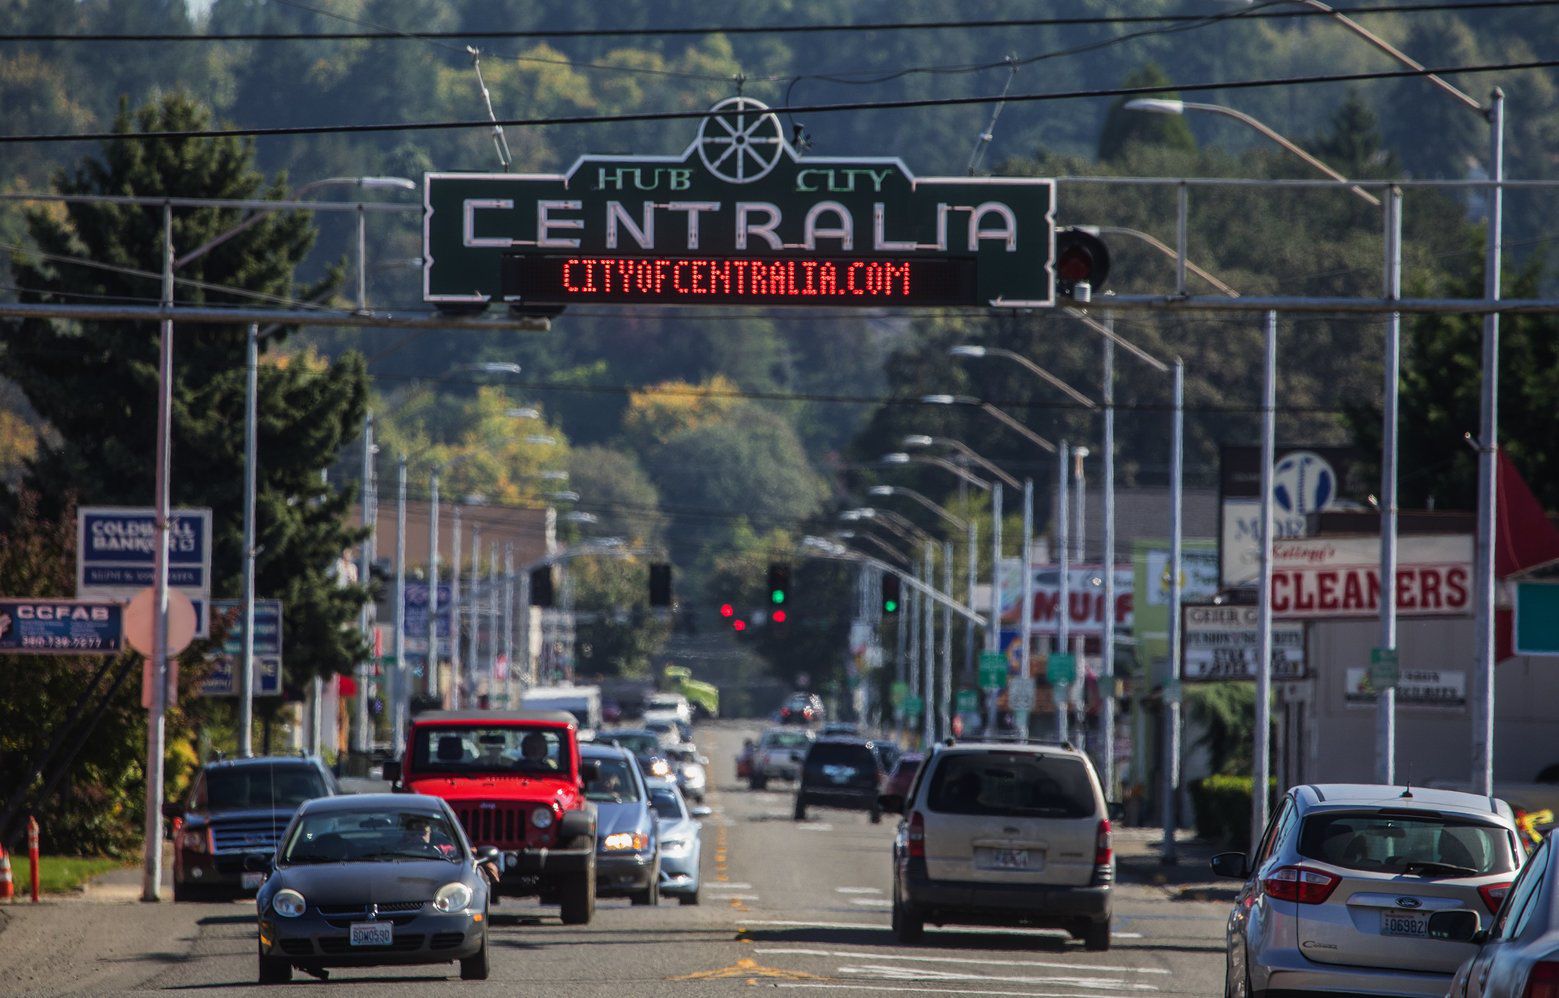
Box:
569;553;669;678
1097;63;1196;162
565;446;662;546
1186;682;1257;776
1188;774;1274;850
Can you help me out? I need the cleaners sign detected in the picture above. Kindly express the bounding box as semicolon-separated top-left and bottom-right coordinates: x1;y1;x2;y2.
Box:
424;96;1055;309
1270;534;1472;619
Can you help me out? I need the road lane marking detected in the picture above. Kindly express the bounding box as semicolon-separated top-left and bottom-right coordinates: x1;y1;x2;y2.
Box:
839;966;1157;991
849;899;892;907
753;948;1171;975
773;984;1127;998
706;881;753;890
797;823;835;831
717;893;761;900
835;887;883;894
747;919;890;931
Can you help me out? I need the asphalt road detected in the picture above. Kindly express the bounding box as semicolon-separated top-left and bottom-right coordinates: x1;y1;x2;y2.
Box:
0;721;1228;996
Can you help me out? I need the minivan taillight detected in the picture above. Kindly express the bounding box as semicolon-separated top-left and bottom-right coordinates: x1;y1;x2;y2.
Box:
1480;881;1513;915
1262;865;1340;905
907;811;925;858
1094;819;1113;866
1523;961;1559;998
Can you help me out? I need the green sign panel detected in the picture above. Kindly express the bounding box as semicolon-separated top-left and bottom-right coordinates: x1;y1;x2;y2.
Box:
979;651;1009;690
424;97;1055;309
1515;581;1559;656
1369;647;1399;690
955;689;980;713
1046;652;1077;686
902;694;924;718
890;680;910;707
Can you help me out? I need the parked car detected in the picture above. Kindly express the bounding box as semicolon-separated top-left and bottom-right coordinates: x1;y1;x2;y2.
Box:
385;710;598;925
750;727;815;790
883;739;1114;950
255;793;491;983
1211;783;1523;997
599;728;676;782
881;752;924;801
646;777;711;905
580;743;660;905
777;692;824;726
1445;823;1558;996
666;744;709;803
795;737;885;823
167;755;342;901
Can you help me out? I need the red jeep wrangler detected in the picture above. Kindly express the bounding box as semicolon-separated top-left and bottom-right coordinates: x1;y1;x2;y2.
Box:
387;710;598;924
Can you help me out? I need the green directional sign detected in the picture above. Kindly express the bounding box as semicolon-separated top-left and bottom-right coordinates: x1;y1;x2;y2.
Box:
424;97;1056;310
1046;652;1077;687
955;689;980;714
1369;647;1400;690
890;680;910;707
979;651;1009;691
902;694;924;718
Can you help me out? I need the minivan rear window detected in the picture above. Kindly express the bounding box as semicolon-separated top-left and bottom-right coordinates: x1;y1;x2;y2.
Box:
1298;812;1516;877
804;743;876;776
927;752;1095;818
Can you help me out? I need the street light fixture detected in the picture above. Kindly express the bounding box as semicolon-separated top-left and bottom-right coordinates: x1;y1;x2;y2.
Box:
945;346;1096;408
505;407;541;421
525;434;560;447
901;433;1023;491
920;393;1057;455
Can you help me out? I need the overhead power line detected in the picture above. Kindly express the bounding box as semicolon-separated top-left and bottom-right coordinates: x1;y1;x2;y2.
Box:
2;58;1550;146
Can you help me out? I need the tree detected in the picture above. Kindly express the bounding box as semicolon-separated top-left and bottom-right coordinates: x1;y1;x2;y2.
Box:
1097;63;1197;163
1309;91;1395;177
565;446;663;546
2;93;370;688
569;553;670;678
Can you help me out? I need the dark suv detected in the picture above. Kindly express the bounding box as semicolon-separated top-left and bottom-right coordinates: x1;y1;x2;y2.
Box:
166;755;341;901
794;737;884;823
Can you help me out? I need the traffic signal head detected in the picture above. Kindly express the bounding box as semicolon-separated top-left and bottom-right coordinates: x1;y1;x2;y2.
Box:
649;562;673;606
771;609;787;625
767;562;791;605
719;602;735;618
882;572;901;615
529;565;555;607
1054;228;1111;302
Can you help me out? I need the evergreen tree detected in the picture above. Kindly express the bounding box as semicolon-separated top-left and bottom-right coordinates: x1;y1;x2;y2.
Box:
1097;63;1197;163
3;92;370;686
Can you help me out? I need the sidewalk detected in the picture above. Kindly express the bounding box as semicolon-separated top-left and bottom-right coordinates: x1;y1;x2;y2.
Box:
1114;825;1240;904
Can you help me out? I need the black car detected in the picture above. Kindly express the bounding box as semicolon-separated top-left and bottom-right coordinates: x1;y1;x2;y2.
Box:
777;692;824;726
166;755;342;901
256;793;492;983
794;737;885;823
580;743;661;904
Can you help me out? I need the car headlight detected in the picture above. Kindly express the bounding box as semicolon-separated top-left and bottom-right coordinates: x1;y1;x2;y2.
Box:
602;831;649;852
272;889;306;918
531;807;555;829
433;882;473;913
650;759;672;778
660;838;690;856
180;828;210;852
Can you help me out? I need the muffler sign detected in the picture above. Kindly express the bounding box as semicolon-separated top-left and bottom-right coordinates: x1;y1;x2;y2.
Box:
0;599;124;655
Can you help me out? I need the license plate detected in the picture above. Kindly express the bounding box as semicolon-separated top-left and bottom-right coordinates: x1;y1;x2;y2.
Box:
350;922;393;947
240;872;265;890
978;848;1031;870
1382;912;1428;937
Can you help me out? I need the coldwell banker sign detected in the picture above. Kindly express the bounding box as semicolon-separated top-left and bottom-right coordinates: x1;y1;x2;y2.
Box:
424;97;1056;309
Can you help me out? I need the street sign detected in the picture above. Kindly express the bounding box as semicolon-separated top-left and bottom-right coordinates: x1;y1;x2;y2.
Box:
1514;581;1559;655
0;598;123;655
902;694;924;718
1369;647;1400;690
890;680;909;707
955;689;980;713
210;599;283;658
424;97;1056;310
200;654;282;697
979;651;1008;690
1181;604;1308;682
402;582;452;657
1007;675;1036;712
1046;652;1077;686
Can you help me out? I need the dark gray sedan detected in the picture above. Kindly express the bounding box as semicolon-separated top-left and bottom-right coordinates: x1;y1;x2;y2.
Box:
255;793;492;983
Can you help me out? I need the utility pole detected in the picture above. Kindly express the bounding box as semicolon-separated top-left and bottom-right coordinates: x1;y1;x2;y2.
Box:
427;469;440;700
393;455;407;753
504;544;515;695
1253;313;1278;850
490;542;500;704
1473;90;1504;796
1377;187;1402;784
239;322;258;757
1162;360;1185;865
467;527;481;706
1057;441;1070;743
1101;323;1117;794
450;506;462;710
355;413;375;755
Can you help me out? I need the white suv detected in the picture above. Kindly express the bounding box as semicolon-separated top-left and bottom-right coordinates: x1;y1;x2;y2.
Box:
882;739;1114;950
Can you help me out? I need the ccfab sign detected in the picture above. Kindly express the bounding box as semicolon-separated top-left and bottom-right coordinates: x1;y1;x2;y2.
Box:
1270;533;1472;619
425;97;1055;308
0;598;123;655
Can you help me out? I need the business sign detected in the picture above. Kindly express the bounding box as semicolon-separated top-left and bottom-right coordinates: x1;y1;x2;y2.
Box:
1181;604;1307;682
1270;534;1472;619
402;582;453;657
76;506;213;595
1002;564;1134;638
1514;581;1559;656
1220;447;1362;587
424;97;1056;309
1345;667;1465;708
1132;539;1217;682
0;598;123;655
209;599;283;658
201;654;282;697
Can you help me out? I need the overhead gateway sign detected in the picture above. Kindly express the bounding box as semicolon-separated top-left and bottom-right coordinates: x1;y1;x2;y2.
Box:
424;97;1055;309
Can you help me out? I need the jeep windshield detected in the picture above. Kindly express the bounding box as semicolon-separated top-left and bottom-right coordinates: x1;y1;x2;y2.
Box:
203;765;326;812
411;725;567;776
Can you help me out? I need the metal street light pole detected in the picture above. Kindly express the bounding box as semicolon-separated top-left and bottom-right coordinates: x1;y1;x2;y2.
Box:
941;540;954;743
427;470;440;702
394;455;408;757
1102;322;1118;794
355;414;376;753
1474;91;1504;795
1378;188;1402;784
923;545;936;747
468;527;481;705
239;323;258;757
1253;313;1279;850
901;434;1022;491
450;506;463;710
1163;358;1185;865
1019;478;1035;739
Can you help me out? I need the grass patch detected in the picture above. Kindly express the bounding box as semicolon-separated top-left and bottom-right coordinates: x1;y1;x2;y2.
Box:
8;855;127;895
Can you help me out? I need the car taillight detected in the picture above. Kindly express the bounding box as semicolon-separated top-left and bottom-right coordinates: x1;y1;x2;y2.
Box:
1524;961;1559;998
1262;865;1340;905
1094;819;1113;866
1480;881;1513;915
907;811;925;858
780;707;791;718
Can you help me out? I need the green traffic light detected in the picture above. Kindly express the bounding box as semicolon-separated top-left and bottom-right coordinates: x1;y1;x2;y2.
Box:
771;590;786;604
884;599;898;613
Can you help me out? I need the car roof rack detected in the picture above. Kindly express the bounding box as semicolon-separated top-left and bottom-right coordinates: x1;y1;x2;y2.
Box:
941;735;1075;751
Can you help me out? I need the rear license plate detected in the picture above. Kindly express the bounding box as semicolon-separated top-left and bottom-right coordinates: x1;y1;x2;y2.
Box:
240;871;265;890
1382;912;1428;937
350;922;393;947
977;848;1031;870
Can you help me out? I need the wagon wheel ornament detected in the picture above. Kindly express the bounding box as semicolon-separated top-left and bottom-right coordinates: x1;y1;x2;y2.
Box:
697;97;786;184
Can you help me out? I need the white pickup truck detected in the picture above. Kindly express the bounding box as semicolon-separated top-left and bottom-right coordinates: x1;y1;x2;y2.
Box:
749;727;815;790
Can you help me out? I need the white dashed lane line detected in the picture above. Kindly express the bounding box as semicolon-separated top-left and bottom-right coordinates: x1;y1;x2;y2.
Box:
835;887;883;895
848;898;892;907
772;985;1132;998
753;948;1171;976
704;881;753;890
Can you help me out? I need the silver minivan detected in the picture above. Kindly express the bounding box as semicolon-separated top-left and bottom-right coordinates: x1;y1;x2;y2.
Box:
883;739;1114;949
1212;784;1523;997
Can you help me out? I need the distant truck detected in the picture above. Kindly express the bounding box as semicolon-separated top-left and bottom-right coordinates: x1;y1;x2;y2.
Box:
521;684;602;732
661;665;719;719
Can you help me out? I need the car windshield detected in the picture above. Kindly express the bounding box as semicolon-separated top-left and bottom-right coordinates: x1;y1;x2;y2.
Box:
649;788;684;820
1298;811;1516;877
282;810;462;864
764;731;811;749
203;765;326;812
583;757;642;803
410;725;566;776
927;752;1096;818
605;733;661;757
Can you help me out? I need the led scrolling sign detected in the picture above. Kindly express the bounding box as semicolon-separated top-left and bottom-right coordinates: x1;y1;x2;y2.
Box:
423;97;1056;309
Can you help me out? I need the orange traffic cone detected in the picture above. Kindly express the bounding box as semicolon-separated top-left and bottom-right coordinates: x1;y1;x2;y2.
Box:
0;845;13;901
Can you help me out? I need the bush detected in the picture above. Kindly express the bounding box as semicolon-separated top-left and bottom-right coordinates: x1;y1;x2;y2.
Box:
1189;775;1276;851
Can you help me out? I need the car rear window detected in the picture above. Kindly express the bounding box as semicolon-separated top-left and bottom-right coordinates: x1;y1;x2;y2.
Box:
584;756;643;803
203;765;326;811
649;788;683;820
926;752;1096;818
765;731;811;749
1298;811;1517;877
804;743;876;774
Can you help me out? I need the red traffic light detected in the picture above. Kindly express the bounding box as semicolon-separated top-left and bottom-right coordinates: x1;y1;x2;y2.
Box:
719;603;734;618
772;609;787;624
1054;228;1110;299
732;618;747;632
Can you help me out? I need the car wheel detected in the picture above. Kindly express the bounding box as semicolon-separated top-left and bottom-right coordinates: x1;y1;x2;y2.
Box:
751;774;767;791
870;805;882;824
257;946;291;985
891;880;924;944
559;864;596;925
631;877;660;906
678;888;700;906
1083;918;1110;952
459;925;490;981
173;879;200;903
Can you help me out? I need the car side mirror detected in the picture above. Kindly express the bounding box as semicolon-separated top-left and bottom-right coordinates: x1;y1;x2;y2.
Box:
473;845;501;867
381;759;401;783
1210;851;1251;880
243;853;272;873
161;801;184;821
580;761;600;783
878;793;905;815
690;805;712;818
1428;909;1483;943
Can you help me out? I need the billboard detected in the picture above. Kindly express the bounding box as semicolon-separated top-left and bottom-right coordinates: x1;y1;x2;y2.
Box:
1000;564;1133;639
0;598;123;655
1269;534;1472;619
1181;603;1307;682
1220;446;1362;587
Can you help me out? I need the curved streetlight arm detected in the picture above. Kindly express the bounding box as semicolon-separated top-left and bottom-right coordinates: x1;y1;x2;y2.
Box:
1078;225;1241;298
835;531;912;569
873;506;935;545
1181;102;1380;207
886;453;993;492
876;486;969;532
985;348;1097;408
978;401;1057;455
1293;0;1481;112
937;441;1023;492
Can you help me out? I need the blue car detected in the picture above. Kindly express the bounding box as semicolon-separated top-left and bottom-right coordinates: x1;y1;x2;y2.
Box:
646;778;710;905
579;743;660;905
